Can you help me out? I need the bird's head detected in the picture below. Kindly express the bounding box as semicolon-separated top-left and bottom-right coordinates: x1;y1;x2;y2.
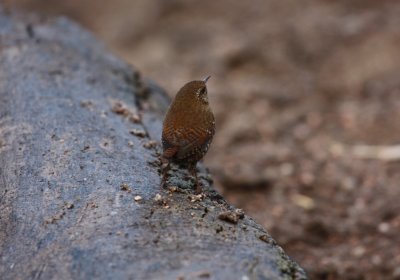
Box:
176;76;211;105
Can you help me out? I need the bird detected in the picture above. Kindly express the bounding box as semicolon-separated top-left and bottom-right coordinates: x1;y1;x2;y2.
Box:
161;76;215;193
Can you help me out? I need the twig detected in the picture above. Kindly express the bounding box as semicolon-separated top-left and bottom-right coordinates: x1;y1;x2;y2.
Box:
351;144;400;161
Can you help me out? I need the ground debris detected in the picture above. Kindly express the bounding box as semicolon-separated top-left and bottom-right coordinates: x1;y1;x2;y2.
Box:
218;209;245;224
143;140;158;149
234;208;245;219
168;186;178;192
351;144;400;161
291;194;315;210
111;100;142;124
189;271;211;278
120;183;132;192
65;202;74;209
130;129;147;138
111;101;130;116
44;210;66;224
153;193;168;207
259;235;277;245
188;193;206;202
129;114;142;124
215;225;224;233
154;193;162;202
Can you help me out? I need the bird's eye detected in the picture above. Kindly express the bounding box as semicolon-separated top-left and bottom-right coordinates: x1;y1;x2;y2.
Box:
199;87;207;95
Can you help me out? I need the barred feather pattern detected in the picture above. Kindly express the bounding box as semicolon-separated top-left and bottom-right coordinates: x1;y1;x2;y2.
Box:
162;121;215;165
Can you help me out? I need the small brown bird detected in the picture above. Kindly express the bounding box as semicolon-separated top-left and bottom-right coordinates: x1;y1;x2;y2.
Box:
161;76;215;193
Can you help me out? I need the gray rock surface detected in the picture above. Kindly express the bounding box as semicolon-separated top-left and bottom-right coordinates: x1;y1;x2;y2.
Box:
0;8;307;280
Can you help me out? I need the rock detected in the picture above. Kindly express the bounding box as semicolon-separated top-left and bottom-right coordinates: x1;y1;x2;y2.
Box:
0;8;307;280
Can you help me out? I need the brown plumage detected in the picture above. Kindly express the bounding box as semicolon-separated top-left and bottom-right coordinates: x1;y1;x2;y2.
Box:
161;76;215;193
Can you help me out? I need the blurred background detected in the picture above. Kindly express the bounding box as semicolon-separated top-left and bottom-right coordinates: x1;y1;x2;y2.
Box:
4;0;400;279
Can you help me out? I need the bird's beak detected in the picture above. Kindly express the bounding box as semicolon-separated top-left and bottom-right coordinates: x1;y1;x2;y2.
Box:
203;75;211;83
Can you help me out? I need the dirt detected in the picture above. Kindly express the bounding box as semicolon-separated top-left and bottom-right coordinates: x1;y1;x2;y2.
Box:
7;0;400;279
218;209;244;224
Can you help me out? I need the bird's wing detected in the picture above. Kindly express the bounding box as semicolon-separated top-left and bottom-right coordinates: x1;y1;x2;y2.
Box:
162;124;185;158
176;127;215;160
162;120;215;160
162;146;179;159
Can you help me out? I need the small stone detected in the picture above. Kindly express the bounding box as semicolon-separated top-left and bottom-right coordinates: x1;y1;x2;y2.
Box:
154;193;162;202
259;235;268;242
153;193;168;207
143;140;157;149
129;114;142;123
280;162;294;177
130;129;147;138
291;194;315;210
128;141;134;147
378;222;390;233
65;202;74;209
234;208;245;219
353;246;366;257
189;194;205;202
218;210;240;224
259;234;276;245
111;101;129;116
134;195;142;201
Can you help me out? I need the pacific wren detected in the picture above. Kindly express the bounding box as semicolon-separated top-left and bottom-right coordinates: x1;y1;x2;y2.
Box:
161;76;215;193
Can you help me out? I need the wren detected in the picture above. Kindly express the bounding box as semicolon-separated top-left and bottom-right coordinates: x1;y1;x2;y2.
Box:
161;76;215;193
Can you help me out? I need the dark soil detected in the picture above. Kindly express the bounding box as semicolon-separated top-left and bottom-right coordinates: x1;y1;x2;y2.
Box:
9;1;400;279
